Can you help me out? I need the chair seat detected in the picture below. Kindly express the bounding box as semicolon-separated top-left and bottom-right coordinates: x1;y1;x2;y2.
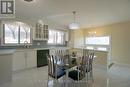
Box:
57;66;66;70
49;67;66;79
68;70;84;81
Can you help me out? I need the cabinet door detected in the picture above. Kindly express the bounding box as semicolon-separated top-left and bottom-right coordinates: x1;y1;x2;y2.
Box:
0;54;12;84
37;50;49;67
26;50;37;68
13;51;25;71
34;23;48;40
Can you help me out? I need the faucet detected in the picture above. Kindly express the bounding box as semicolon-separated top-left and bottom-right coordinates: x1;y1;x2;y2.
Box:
24;41;29;48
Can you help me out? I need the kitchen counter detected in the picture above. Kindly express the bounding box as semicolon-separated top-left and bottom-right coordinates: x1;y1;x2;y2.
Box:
0;49;16;55
15;47;69;51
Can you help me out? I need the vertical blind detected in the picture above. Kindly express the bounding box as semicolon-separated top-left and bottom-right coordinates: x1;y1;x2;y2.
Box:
3;22;31;44
48;29;65;44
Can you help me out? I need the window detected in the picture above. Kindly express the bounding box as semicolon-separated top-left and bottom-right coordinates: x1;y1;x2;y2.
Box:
48;29;65;44
4;24;19;44
3;22;31;45
86;36;109;45
85;36;110;51
20;24;31;43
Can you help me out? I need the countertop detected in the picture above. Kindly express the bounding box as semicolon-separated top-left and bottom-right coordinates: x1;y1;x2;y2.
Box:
15;47;69;51
0;47;69;54
0;49;16;55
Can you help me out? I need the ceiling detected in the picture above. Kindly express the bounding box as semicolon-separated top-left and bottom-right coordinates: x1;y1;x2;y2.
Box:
15;0;130;28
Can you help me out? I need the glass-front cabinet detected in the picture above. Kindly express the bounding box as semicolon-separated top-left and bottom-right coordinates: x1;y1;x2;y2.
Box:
34;23;48;40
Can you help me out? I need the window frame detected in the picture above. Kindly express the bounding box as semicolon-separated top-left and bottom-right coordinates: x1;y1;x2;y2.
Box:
85;36;110;51
1;21;32;46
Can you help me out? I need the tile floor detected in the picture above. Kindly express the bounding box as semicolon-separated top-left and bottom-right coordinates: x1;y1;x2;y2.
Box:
109;65;130;87
0;64;130;87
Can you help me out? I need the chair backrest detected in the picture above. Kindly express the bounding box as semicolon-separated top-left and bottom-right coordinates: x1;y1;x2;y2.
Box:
87;52;95;71
55;49;67;66
79;56;87;77
47;54;56;76
48;48;70;68
88;52;94;64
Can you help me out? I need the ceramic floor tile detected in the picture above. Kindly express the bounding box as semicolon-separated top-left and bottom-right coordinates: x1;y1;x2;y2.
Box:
0;65;130;87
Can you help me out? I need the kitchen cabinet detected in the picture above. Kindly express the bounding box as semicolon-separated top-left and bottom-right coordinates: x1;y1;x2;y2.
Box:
13;51;25;71
13;49;37;71
0;50;14;85
26;50;37;68
37;49;49;67
33;23;49;40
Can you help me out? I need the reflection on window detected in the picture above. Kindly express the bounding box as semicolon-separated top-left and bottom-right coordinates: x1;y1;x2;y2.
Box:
48;30;56;44
20;25;30;43
57;31;64;44
4;24;18;43
48;29;65;44
3;22;31;44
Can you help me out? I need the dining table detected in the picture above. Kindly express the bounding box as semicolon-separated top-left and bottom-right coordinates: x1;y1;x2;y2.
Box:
58;56;82;87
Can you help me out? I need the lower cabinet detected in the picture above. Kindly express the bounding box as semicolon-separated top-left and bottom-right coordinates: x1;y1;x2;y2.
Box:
13;51;25;71
26;50;37;68
13;50;37;72
0;54;13;84
13;49;49;71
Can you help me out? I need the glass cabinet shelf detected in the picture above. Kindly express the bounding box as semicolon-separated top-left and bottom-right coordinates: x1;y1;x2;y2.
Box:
33;23;48;40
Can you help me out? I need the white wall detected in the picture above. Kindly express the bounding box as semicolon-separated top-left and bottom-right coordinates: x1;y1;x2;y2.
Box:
0;21;1;38
71;21;130;65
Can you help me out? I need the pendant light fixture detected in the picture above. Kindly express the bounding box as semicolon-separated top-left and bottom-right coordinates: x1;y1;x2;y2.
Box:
69;11;80;29
24;0;33;2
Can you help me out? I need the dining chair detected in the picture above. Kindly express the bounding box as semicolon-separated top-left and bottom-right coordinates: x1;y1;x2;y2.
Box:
47;54;66;87
76;51;95;82
68;56;87;86
85;52;95;82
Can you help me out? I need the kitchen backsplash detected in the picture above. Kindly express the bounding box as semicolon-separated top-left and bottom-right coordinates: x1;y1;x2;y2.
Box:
0;40;67;49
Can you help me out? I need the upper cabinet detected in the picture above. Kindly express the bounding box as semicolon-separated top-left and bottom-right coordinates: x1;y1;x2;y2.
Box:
33;22;49;41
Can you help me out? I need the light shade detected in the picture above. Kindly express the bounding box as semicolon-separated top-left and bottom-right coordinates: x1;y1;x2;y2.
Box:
69;22;80;29
24;0;33;2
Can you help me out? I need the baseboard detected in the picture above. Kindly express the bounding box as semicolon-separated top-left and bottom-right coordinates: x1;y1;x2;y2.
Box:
93;63;107;70
108;62;114;69
114;62;130;68
13;67;37;74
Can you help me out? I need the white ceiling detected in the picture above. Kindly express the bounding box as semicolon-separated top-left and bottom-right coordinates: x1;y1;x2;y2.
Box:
15;0;130;28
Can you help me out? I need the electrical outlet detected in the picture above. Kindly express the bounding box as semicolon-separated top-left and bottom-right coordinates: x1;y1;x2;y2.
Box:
37;43;40;46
